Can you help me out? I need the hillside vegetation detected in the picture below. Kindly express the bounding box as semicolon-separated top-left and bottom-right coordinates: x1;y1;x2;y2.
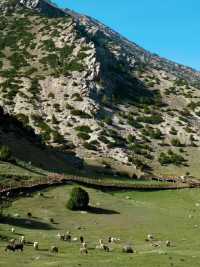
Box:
0;0;200;178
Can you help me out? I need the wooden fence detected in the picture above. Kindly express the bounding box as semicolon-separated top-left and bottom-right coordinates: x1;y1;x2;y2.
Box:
0;173;196;197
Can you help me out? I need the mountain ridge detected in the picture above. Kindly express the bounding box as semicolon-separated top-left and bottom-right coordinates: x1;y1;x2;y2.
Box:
0;0;200;178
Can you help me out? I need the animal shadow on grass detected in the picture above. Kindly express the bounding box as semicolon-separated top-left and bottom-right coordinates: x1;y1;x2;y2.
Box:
1;216;56;230
87;206;120;215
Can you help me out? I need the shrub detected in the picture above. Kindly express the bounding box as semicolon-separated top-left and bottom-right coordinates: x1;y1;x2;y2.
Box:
171;138;183;147
159;150;185;166
103;116;112;125
0;146;12;161
169;127;177;135
75;125;92;133
142;127;162;139
77;132;90;140
71;109;91;118
67;187;89;211
48;92;55;98
83;141;98;151
138;114;163;124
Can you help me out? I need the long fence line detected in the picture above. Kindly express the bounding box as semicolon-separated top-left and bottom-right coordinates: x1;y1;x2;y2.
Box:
0;174;197;197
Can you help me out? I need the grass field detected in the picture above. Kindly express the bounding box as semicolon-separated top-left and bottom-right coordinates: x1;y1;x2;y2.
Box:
1;185;200;267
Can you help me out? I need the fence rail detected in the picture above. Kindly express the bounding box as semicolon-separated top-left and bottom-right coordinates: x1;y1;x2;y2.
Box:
0;173;197;197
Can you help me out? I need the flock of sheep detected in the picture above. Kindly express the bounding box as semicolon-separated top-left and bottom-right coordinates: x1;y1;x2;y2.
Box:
5;226;171;255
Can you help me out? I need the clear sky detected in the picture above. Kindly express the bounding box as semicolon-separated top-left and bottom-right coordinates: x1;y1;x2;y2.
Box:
55;0;200;71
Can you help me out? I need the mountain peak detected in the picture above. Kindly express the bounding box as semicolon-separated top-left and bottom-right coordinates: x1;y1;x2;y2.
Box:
0;0;66;17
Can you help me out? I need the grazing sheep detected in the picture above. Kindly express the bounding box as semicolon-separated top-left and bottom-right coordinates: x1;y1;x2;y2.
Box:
108;237;120;243
14;243;24;252
9;239;16;245
64;232;71;242
145;234;154;242
19;236;25;244
50;218;54;223
57;233;63;240
72;237;78;242
50;246;58;253
152;242;160;248
166;240;171;247
96;239;110;252
122;245;134;253
27;212;32;218
5;244;15;252
33;242;39;250
57;233;70;241
80;242;88;254
11;227;15;233
6;243;24;252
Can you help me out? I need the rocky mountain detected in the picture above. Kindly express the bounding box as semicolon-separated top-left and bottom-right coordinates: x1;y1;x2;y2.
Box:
0;0;200;178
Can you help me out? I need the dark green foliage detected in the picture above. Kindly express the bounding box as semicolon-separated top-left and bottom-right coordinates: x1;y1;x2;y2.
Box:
63;60;84;73
42;39;56;52
71;93;83;101
29;78;41;97
171;138;183;147
83;141;98;151
103;116;112;125
77;132;90;140
142;127;163;140
67;187;89;211
31;114;52;142
8;52;29;68
75;125;92;133
66;103;74;110
0;146;12;162
127;116;143;128
16;113;29;127
137;114;163;125
71;109;91;119
169;127;177;135
159;150;186;166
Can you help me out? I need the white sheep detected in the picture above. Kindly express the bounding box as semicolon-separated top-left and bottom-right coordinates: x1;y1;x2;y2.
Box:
80;242;88;254
33;242;39;250
108;237;120;243
122;245;134;253
50;246;58;253
19;236;25;244
57;233;64;240
96;239;109;252
11;227;15;233
146;234;154;241
166;240;171;247
9;239;16;245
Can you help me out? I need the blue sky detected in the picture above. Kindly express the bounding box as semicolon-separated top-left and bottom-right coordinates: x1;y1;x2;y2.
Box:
55;0;200;71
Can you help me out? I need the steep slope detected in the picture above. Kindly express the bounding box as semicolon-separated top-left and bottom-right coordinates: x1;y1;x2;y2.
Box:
0;0;200;178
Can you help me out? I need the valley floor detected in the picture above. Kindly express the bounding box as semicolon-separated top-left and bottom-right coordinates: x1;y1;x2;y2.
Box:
0;186;200;267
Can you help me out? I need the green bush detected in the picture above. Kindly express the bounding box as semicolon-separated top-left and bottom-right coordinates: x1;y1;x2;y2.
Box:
67;187;89;211
159;150;185;166
71;109;91;118
77;132;90;140
75;125;92;133
171;138;183;147
0;146;12;162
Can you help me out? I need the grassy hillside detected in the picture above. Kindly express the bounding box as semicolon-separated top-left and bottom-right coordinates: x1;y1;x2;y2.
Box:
1;185;200;266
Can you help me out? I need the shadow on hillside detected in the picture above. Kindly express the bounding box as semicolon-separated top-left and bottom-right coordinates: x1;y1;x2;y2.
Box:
87;206;120;215
0;107;83;174
1;216;56;230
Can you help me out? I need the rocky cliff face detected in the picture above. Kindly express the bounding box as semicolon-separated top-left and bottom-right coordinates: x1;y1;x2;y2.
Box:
0;0;200;177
